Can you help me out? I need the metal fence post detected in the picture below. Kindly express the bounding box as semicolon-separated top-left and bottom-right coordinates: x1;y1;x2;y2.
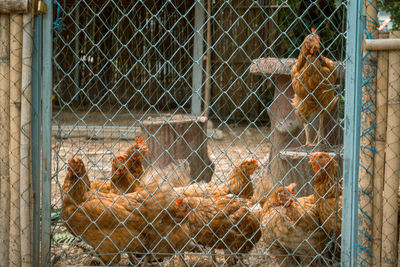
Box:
32;11;42;267
41;0;53;266
191;0;204;116
342;0;364;265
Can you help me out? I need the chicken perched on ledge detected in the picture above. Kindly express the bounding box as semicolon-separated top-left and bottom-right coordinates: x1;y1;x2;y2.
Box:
62;157;191;265
91;137;149;194
261;183;329;266
291;28;338;145
174;158;260;198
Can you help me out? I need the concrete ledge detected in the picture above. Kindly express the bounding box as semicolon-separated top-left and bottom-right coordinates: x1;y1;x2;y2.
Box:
52;125;142;140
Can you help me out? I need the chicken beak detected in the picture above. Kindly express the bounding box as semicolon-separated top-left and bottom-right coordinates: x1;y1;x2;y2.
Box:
286;183;297;195
284;198;293;207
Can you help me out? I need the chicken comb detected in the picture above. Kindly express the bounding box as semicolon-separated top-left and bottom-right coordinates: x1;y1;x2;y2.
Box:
117;153;128;161
249;158;258;163
69;157;80;164
242;158;258;165
310;28;320;39
135;137;146;146
176;197;183;205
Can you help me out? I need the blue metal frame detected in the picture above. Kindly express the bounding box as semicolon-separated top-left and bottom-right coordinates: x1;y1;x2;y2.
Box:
342;0;364;265
32;12;43;267
41;0;53;266
191;0;204;116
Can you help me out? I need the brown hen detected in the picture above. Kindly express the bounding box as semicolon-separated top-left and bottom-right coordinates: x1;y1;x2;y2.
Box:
261;183;329;266
62;157;191;265
91;137;149;194
291;28;338;145
174;194;261;265
309;152;342;239
175;158;260;199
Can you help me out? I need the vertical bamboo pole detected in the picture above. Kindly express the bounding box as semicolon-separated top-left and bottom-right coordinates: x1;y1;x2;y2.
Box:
372;31;389;267
358;0;377;262
9;13;22;267
20;9;33;267
0;14;10;265
381;31;400;267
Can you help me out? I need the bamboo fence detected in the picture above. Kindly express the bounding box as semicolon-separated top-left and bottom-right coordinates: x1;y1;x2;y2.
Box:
0;13;11;266
358;1;377;262
365;30;400;266
381;30;400;267
0;0;34;266
372;31;389;267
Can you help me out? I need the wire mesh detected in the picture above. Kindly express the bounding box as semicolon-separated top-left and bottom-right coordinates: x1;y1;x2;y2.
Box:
50;0;348;266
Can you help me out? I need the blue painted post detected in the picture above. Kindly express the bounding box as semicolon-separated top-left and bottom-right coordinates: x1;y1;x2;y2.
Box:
41;0;53;266
32;12;42;267
342;0;364;266
191;0;204;116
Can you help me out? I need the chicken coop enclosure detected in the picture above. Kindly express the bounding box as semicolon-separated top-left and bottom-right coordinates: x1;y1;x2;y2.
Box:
47;0;350;265
3;0;397;266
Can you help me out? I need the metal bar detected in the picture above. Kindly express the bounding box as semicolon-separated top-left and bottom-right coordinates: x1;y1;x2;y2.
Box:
32;11;42;267
41;0;53;265
364;38;400;51
191;0;204;116
342;0;364;265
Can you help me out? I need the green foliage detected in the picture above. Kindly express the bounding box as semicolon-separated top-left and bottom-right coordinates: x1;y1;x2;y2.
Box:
379;1;400;30
274;0;346;60
53;232;77;245
51;209;63;226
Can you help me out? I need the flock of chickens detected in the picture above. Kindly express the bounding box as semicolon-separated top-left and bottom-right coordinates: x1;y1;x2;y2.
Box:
61;30;343;266
61;137;341;266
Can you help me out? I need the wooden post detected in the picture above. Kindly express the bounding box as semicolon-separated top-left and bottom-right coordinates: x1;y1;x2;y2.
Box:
381;31;400;267
0;14;11;265
358;0;377;262
0;0;28;13
9;13;23;266
141;115;214;183
20;10;33;267
364;39;400;51
371;31;389;267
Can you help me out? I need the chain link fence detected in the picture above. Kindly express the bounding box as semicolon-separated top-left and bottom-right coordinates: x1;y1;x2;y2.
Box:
50;0;348;266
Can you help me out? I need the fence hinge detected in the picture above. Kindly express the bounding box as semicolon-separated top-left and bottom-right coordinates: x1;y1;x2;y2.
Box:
35;1;47;15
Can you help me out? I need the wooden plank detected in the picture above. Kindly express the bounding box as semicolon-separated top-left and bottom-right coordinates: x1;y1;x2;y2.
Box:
0;0;28;13
250;57;296;75
364;38;400;51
